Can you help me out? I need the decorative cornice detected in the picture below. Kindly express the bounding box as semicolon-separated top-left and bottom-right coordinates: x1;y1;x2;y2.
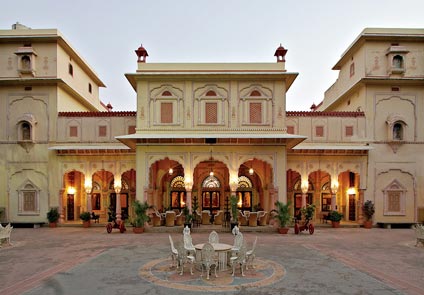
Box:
58;111;136;117
286;111;365;117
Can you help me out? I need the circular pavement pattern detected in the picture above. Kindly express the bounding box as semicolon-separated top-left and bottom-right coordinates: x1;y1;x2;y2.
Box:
139;257;286;292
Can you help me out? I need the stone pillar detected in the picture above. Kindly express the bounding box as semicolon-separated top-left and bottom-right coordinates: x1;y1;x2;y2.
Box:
331;182;339;211
115;187;122;222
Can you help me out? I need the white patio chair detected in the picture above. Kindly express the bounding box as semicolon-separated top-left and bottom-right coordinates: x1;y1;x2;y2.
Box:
168;235;179;268
246;236;257;269
199;242;218;280
208;230;219;243
183;232;196;256
230;243;247;276
176;243;195;275
231;232;244;255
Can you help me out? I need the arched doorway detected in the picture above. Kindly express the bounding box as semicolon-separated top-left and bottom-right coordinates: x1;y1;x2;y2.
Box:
170;176;186;212
236;176;253;212
201;175;221;215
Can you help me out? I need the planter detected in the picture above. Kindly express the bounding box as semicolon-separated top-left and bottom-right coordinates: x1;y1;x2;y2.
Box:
133;227;145;234
278;227;289;234
83;220;91;228
49;222;57;228
363;220;373;229
230;222;239;231
331;221;340;228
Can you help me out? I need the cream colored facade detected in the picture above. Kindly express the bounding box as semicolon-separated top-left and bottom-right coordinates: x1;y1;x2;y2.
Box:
317;28;424;224
0;24;422;226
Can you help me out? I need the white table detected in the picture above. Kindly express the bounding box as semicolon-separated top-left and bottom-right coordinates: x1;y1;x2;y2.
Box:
194;243;232;271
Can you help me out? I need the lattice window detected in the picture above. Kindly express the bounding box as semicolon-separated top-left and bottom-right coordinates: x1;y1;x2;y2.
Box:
161;102;173;124
345;126;353;137
171;176;185;188
128;125;136;134
205;102;218;124
18;182;40;215
383;179;406;215
69;126;78;137
202;175;221;188
315;126;324;137
238;176;252;188
250;102;262;124
98;125;107;137
287;126;295;134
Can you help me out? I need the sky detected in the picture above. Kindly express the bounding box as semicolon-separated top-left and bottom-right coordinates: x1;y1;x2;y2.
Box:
1;0;424;111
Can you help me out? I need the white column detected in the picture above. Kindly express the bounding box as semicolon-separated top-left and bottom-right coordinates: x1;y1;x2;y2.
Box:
331;181;339;211
115;187;122;222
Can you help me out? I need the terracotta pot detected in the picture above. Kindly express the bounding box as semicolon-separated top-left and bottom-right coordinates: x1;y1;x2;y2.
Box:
133;227;145;234
49;222;57;228
363;220;373;229
83;220;91;228
331;221;340;228
278;227;289;234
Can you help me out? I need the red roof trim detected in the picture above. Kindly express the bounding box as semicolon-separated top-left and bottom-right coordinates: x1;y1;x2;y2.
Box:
286;111;365;117
59;111;136;117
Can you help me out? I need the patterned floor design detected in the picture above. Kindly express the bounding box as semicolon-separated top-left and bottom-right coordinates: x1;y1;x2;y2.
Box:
139;257;286;292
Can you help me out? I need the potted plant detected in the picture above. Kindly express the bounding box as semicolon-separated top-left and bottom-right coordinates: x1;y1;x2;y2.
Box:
328;210;343;228
271;200;291;234
80;211;91;228
362;200;375;229
133;200;151;233
182;206;193;228
46;207;60;228
230;195;239;230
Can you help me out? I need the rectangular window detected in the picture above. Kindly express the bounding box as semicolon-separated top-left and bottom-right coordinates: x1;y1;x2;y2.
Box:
88;83;92;93
345;126;353;137
287;126;295;134
23;191;36;211
161;102;173;123
205;102;218;123
69;126;78;137
350;63;355;77
315;126;324;137
250;102;262;124
388;191;401;212
98;126;107;137
128;125;136;134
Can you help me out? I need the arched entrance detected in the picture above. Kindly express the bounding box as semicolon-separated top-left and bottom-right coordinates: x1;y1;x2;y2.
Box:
201;175;221;215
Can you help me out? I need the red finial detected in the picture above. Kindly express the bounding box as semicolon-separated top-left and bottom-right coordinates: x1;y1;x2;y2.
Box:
274;44;287;62
310;103;317;111
135;44;149;62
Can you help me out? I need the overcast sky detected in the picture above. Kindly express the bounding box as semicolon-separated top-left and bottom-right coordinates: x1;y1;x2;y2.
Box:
1;0;423;111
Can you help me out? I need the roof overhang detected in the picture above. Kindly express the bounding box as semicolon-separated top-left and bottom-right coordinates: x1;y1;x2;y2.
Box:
116;132;307;150
291;143;372;155
125;71;298;92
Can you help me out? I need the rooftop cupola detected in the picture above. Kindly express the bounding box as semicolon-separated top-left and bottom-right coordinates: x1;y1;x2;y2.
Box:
274;44;287;62
135;44;148;63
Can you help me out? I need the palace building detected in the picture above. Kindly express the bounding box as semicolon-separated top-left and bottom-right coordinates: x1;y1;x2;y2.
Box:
1;23;423;227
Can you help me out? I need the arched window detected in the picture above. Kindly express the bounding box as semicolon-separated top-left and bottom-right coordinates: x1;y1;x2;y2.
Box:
392;55;404;69
202;175;220;188
393;122;403;140
170;176;186;210
18;180;40;214
21;122;31;140
21;55;31;70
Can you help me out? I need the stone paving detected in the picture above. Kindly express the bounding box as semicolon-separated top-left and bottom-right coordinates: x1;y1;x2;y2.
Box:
0;226;423;295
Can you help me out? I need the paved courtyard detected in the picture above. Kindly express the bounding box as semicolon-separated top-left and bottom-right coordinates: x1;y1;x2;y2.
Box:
0;225;423;295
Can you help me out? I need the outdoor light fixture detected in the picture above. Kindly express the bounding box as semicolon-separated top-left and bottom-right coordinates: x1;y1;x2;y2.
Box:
67;186;76;195
168;167;173;175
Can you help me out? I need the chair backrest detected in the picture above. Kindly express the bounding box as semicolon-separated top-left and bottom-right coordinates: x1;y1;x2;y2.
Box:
183;233;194;248
176;242;188;260
201;242;216;264
183;225;191;235
235;242;247;262
169;235;177;252
208;230;219;243
232;225;240;236
233;232;244;248
251;236;258;252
